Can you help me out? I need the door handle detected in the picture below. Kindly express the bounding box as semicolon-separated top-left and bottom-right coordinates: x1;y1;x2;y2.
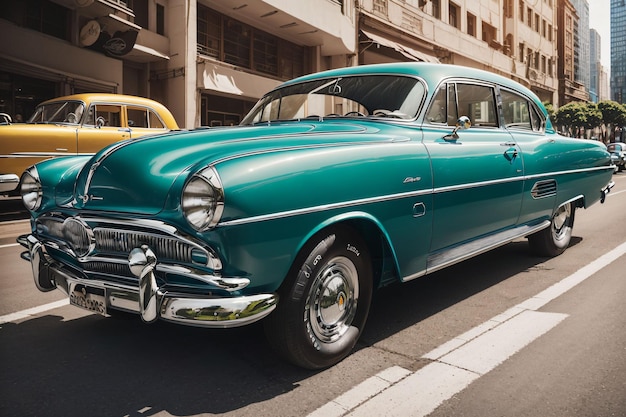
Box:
503;147;518;162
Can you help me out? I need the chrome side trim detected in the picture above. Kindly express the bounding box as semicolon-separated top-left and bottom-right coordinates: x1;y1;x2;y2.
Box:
422;220;551;277
219;188;433;227
219;165;613;227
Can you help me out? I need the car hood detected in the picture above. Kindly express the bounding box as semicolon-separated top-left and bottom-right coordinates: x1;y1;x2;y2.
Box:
72;121;406;214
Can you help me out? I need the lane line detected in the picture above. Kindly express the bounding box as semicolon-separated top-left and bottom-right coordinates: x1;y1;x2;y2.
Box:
0;243;20;249
0;299;69;324
308;241;626;417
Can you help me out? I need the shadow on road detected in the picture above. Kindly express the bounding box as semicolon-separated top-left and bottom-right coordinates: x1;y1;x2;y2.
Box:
0;237;573;417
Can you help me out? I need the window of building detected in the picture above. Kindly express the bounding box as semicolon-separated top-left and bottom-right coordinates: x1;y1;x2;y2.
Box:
519;1;525;22
5;0;70;41
482;22;497;46
432;0;441;20
504;0;514;18
534;13;540;32
201;94;255;126
467;13;476;37
541;55;547;73
548;24;553;41
534;51;540;70
548;57;553;76
373;0;388;15
542;19;546;37
133;0;148;29
156;3;165;35
527;7;532;26
197;5;307;80
449;2;460;29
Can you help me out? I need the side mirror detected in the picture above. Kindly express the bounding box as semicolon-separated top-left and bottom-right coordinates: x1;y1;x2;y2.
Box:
444;116;471;140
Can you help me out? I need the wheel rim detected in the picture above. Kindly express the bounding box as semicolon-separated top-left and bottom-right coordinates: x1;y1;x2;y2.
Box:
306;256;359;344
552;203;571;241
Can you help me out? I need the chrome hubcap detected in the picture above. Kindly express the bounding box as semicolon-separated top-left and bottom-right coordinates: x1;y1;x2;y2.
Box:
307;256;359;343
552;204;571;240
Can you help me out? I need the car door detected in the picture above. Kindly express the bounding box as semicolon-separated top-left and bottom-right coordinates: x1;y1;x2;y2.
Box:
76;103;130;154
125;105;169;138
499;87;555;225
422;81;524;256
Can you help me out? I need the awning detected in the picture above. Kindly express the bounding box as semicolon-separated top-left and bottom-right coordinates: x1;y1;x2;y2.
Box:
197;62;281;99
361;30;440;64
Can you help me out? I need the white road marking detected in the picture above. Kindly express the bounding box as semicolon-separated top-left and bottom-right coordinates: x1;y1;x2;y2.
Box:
308;241;626;417
0;299;69;324
0;243;19;249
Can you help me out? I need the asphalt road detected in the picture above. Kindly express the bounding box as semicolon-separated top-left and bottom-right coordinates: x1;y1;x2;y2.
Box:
1;173;625;417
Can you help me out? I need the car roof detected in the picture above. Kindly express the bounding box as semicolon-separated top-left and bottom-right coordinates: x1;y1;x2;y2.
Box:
39;93;166;108
278;62;544;113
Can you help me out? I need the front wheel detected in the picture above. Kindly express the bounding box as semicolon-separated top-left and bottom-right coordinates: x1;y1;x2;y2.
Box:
528;202;575;257
264;225;373;369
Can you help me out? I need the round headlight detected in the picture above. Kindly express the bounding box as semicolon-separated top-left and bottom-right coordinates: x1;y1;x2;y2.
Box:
182;166;224;231
21;167;42;211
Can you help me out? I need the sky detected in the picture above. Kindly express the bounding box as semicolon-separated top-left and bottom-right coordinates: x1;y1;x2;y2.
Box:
588;0;611;68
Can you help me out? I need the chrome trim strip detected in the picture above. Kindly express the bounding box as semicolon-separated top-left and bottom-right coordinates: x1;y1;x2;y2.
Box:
219;164;612;227
421;220;551;277
219;188;433;227
0;152;95;158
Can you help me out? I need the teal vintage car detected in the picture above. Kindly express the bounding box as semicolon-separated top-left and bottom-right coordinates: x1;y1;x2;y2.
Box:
18;63;615;369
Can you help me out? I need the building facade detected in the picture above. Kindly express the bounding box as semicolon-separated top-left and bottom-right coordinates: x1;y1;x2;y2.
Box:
570;0;590;95
589;28;601;102
557;0;588;104
611;0;626;104
1;0;570;128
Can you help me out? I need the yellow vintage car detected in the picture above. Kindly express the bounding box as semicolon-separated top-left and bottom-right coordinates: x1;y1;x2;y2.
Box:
0;93;178;195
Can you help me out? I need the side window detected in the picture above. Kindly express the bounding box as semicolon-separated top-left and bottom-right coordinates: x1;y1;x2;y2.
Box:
501;89;545;132
148;110;165;128
93;104;122;127
425;85;447;124
456;83;498;127
425;83;458;126
127;106;149;128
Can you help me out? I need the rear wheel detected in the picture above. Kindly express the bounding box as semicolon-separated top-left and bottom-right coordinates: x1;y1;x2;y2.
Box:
528;202;575;257
264;225;373;369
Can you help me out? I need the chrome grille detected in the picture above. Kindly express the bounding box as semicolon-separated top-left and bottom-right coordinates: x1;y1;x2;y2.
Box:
94;228;195;263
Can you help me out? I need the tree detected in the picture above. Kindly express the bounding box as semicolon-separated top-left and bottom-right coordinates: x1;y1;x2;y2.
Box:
597;100;626;141
556;102;587;137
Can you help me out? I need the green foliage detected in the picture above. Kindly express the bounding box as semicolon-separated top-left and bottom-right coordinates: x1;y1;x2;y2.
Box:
597;100;626;127
555;100;626;138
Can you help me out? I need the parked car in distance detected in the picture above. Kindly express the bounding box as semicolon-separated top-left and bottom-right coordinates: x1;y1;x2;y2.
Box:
0;93;178;195
607;142;625;172
18;63;615;369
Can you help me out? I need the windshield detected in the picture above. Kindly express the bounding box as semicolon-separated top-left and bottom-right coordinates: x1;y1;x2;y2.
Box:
241;75;425;125
27;100;86;125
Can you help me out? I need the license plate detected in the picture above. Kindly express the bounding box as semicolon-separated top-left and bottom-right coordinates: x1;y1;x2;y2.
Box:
69;283;107;316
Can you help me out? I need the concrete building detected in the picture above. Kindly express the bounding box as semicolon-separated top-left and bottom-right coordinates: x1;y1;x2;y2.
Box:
589;28;601;102
557;0;588;104
1;0;564;126
1;0;357;128
358;0;558;104
570;0;590;94
611;0;626;104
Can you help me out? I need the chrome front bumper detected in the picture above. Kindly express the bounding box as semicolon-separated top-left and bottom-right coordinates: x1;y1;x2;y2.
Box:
18;234;278;328
0;173;19;193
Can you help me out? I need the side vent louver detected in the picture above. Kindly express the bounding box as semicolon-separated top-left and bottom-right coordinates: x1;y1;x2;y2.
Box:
531;180;557;199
